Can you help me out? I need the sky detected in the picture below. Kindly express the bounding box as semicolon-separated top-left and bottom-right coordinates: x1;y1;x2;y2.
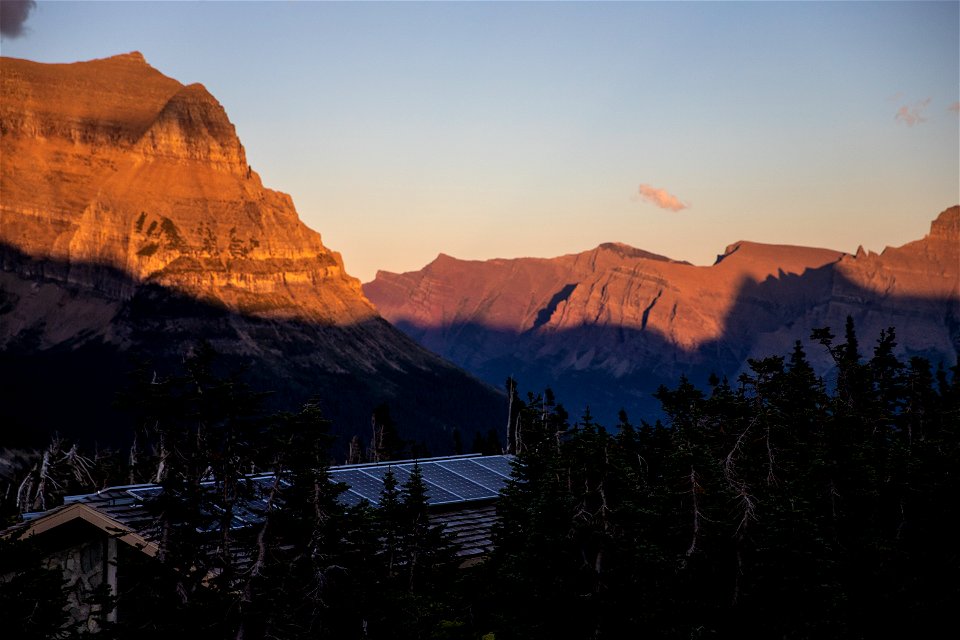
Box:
3;1;958;283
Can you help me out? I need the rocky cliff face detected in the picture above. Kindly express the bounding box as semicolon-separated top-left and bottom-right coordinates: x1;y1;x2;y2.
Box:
366;207;959;422
1;52;372;326
0;53;503;449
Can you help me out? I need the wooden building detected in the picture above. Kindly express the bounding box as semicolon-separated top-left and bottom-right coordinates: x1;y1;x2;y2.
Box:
4;453;513;628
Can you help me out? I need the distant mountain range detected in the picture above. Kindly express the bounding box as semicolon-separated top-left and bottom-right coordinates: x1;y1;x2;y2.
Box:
365;207;959;423
0;52;504;451
3;53;956;442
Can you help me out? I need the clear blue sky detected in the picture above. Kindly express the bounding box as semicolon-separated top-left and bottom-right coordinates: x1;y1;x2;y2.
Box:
4;1;958;282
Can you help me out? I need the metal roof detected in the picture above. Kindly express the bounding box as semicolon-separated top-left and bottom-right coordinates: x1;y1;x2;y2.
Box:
19;454;515;560
330;453;513;507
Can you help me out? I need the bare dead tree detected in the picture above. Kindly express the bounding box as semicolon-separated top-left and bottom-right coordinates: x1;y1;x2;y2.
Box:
515;415;523;455
765;421;779;486
14;437;97;512
235;468;284;640
685;466;704;560
347;435;363;465
153;432;168;484
506;377;516;454
128;431;140;485
724;417;758;531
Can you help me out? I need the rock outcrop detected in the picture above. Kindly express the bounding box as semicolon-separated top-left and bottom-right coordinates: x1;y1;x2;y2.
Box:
366;207;959;423
1;52;371;324
0;53;503;449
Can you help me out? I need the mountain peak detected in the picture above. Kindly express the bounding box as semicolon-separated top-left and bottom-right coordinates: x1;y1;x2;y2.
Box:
716;240;746;263
930;205;959;240
365;208;957;425
112;51;148;64
595;242;674;263
0;52;374;324
715;240;843;270
135;82;247;171
1;52;506;455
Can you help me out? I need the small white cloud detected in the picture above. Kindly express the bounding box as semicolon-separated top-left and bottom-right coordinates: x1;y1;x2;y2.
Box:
895;98;931;126
637;184;689;212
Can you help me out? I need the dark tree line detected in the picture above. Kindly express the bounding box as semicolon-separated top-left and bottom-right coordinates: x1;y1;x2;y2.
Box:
1;343;468;639
474;319;959;638
2;320;958;638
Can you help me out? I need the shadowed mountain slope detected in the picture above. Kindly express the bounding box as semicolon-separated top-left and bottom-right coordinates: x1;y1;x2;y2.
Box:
0;53;504;451
366;207;959;423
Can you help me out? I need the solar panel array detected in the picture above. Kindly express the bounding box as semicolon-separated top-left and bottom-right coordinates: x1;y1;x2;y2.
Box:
45;455;513;562
330;455;514;508
119;475;283;532
102;455;513;520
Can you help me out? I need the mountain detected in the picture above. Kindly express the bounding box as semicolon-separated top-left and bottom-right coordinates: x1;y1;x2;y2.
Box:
0;52;504;451
365;207;959;423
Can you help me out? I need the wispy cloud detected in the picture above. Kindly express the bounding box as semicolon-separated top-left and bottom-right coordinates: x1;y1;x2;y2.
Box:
949;102;960;115
894;97;931;126
637;184;688;212
0;0;36;38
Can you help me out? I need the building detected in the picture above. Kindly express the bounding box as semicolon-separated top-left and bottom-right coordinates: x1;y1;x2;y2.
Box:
4;453;513;630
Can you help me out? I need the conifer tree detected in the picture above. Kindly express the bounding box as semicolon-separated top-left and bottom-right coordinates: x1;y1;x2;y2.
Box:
366;464;459;639
0;535;73;639
237;401;378;640
481;321;957;638
370;402;406;462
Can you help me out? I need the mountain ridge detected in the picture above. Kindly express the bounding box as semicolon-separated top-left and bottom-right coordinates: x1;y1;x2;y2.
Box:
1;52;374;324
365;207;959;422
1;52;505;451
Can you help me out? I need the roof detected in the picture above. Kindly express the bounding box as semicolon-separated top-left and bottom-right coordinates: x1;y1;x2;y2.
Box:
330;453;513;506
13;501;159;557
12;454;514;561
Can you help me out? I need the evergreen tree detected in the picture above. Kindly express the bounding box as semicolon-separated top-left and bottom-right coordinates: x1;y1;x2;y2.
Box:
451;428;463;455
236;401;378;640
6;321;956;639
370;402;406;462
0;535;74;639
366;464;459;639
481;320;958;638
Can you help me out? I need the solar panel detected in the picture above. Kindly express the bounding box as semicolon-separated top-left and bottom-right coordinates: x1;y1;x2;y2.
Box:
418;462;497;500
471;456;514;478
358;464;414;486
247;476;287;512
435;458;511;494
77;456;514;529
328;468;386;505
231;487;271;524
360;464;462;505
249;475;283;493
127;486;163;501
338;489;367;508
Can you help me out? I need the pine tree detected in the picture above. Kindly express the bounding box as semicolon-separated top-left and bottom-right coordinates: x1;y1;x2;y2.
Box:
237;401;377;640
0;534;74;639
369;402;406;462
366;464;459;639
